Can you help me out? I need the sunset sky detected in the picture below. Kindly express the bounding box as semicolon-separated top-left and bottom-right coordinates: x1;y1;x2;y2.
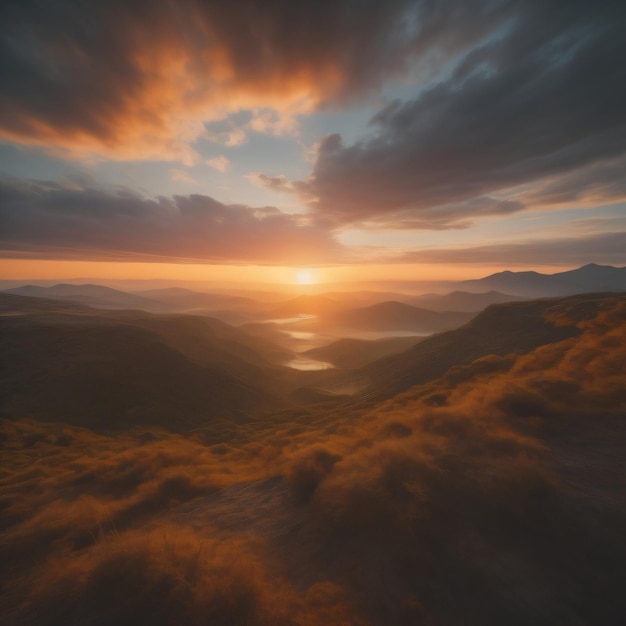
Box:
1;0;625;284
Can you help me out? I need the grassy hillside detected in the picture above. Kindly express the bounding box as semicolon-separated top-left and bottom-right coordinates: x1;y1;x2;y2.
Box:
0;292;624;625
349;293;626;399
0;294;288;430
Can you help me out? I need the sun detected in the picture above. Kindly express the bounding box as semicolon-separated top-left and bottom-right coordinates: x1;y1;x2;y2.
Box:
295;269;316;285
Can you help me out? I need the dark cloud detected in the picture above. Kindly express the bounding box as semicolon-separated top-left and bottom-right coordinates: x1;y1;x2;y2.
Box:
1;0;625;257
290;1;626;228
365;197;526;230
396;231;626;266
0;177;341;264
0;0;493;159
524;155;626;206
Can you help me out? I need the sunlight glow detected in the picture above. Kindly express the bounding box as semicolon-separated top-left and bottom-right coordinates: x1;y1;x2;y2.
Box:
295;269;315;284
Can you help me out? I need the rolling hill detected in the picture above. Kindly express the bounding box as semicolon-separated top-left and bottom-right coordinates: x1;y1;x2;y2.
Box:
341;292;626;399
457;263;626;297
3;283;164;311
405;290;526;312
328;300;474;332
303;336;424;369
0;294;289;430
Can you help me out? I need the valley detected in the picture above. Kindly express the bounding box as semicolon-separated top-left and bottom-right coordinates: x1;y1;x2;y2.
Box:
1;265;625;625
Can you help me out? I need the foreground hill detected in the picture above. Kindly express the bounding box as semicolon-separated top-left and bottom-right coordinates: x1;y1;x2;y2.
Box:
0;294;288;430
346;293;626;399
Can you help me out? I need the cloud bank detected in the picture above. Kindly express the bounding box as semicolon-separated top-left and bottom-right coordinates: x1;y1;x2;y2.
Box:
1;176;624;266
285;1;626;228
0;177;341;264
0;0;432;160
1;1;624;260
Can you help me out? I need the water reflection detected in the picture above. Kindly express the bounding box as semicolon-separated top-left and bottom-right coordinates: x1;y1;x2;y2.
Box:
263;314;315;324
262;313;427;371
283;330;315;340
286;356;334;371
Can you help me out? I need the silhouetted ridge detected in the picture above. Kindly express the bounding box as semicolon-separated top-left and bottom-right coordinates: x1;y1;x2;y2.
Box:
329;300;473;332
458;264;626;296
405;290;525;312
4;283;163;310
355;293;626;399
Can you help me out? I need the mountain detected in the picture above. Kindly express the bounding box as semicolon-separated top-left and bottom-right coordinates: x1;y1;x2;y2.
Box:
346;292;626;399
405;290;526;312
3;283;163;311
2;284;266;324
328;301;474;332
0;294;288;430
303;336;424;369
457;263;626;297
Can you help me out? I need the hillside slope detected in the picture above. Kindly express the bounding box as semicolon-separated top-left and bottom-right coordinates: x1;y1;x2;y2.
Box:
328;300;473;332
406;290;526;312
0;294;288;430
303;336;424;368
349;293;626;399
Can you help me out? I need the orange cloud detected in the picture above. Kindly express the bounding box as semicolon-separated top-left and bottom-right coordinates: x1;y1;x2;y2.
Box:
0;0;422;161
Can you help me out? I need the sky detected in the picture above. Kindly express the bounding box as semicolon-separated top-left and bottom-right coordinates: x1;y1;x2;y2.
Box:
0;0;625;285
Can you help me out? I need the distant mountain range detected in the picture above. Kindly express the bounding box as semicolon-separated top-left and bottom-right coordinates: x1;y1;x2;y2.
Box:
135;287;258;312
1;283;266;325
455;263;626;297
3;265;625;317
4;283;164;311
